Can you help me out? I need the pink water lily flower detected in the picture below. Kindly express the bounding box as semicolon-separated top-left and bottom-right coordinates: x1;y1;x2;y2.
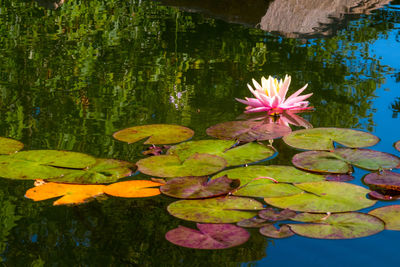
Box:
236;75;313;114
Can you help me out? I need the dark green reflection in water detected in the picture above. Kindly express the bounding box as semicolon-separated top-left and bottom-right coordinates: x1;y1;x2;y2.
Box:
0;0;399;265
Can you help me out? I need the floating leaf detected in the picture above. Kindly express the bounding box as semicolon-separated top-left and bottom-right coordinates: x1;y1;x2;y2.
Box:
364;171;400;191
292;148;400;173
206;121;291;142
258;208;296;221
259;224;294;238
291;212;329;222
369;205;400;230
283;128;379;150
212;165;324;198
103;180;163;198
167;140;275;166
160;176;239;199
287;212;384;239
395;141;400;152
325;174;354;182
113;124;194;145
368;190;400;201
167;196;263;223
0;150;96;180
0;137;24;154
264;181;376;212
25;182;105;205
165;223;250;249
136;153;227;178
237;218;268;228
47;159;136;184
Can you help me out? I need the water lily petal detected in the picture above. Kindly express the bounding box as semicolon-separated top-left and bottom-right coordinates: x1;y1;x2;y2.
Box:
284;93;313;106
279;75;291;100
284;84;309;103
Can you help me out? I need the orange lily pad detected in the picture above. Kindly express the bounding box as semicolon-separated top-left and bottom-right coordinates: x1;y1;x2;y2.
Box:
103;180;163;198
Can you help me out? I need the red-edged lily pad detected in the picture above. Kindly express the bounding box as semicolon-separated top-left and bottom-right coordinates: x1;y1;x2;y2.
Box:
287;212;384;239
283;128;379;150
167;140;275;166
165;223;250;249
206;121;291;142
292;148;400;173
368;190;400;201
369;205;400;230
0;137;24;154
264;181;376;213
167;196;263;223
237;218;268;228
160;176;239;199
113;124;194;145
136;153;227;178
258;208;297;221
364;171;400;191
259;224;294;238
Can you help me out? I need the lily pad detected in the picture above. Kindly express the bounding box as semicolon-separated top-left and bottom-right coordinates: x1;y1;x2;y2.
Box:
325;174;354;182
167;140;275;166
395;141;400;152
259;224;294;238
283;128;379;150
167;196;263;223
368;190;400;201
292;148;400;173
264;181;376;212
165;223;250;249
113;124;194;145
136;153;227;178
47;159;136;184
206;121;291;142
160;176;240;199
287;212;384;239
211;165;324;198
364;171;400;191
258;208;296;221
25;182;105;206
0;150;96;180
103;180;163;198
237;218;268;228
369;205;400;230
0;137;24;154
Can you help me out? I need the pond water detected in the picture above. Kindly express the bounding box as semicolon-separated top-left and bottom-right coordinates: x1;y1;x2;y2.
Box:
1;0;400;266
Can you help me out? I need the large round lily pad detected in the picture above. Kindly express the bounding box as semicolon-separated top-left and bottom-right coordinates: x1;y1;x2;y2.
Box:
363;171;400;191
369;205;400;230
292;148;400;173
264;181;376;212
167;196;263;223
47;159;136;184
113;124;194;145
165;223;250;249
0;150;96;180
211;165;324;198
160;176;240;199
167;140;275;166
287;212;384;239
206;121;291;142
0;137;24;154
137;153;227;178
283;128;379;150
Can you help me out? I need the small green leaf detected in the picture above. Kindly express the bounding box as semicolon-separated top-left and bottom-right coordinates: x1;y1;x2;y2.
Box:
0;137;24;154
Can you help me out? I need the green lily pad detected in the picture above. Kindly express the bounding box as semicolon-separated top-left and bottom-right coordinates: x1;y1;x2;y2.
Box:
136;153;227;178
211;165;324;198
287;212;384;239
165;223;250;249
292;148;400;173
258;208;297;221
167;140;275;167
46;159;136;184
282;128;379;150
369;205;400;230
259;224;295;239
395;141;400;152
113;124;194;145
160;176;240;199
167;196;263;223
237;218;268;228
325;174;354;182
0;137;24;154
291;212;329;222
0;150;96;180
264;181;376;212
363;171;400;191
206;121;291;142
